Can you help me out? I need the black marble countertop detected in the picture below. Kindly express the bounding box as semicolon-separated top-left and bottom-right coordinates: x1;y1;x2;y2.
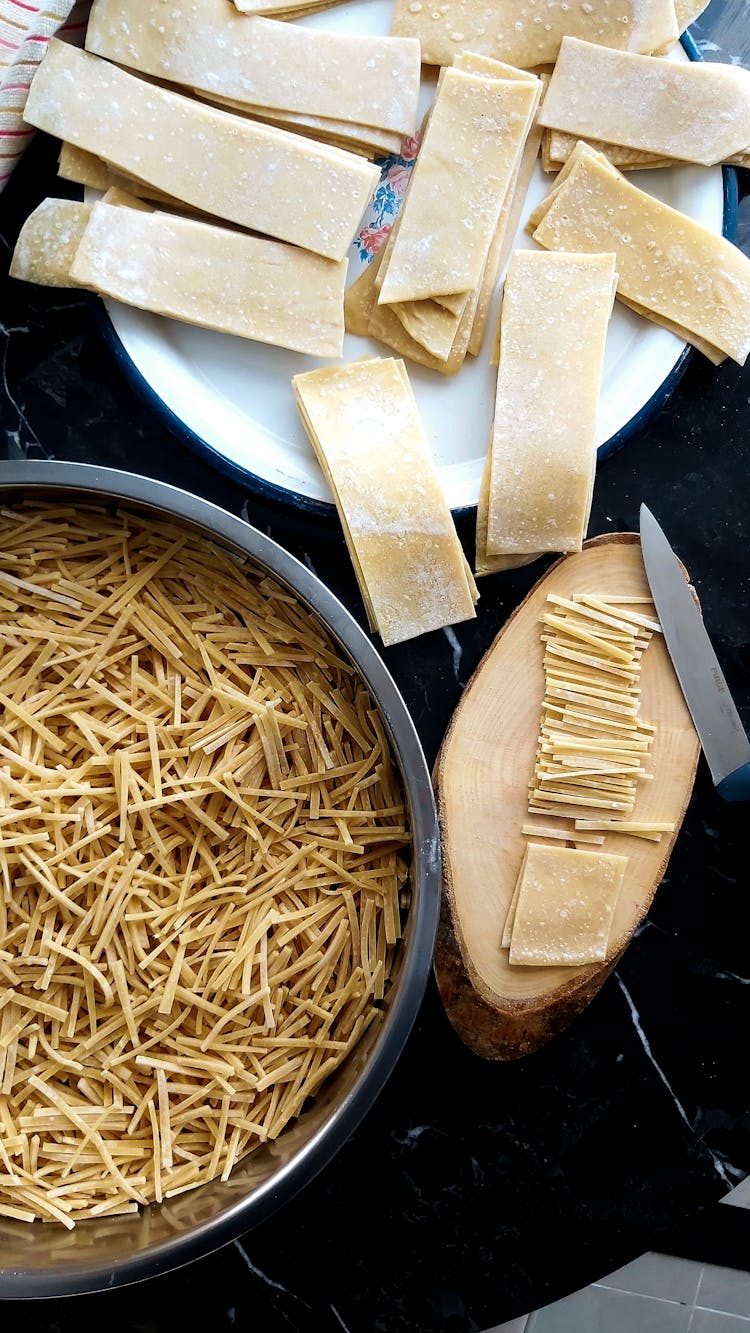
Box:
1;4;750;1328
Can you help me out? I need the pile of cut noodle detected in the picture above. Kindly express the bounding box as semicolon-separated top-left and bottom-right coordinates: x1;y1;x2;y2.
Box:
0;503;408;1226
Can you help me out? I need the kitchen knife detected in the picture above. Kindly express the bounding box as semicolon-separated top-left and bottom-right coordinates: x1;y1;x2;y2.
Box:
639;504;750;802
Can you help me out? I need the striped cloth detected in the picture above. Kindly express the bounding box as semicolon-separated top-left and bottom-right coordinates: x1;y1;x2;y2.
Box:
0;0;89;194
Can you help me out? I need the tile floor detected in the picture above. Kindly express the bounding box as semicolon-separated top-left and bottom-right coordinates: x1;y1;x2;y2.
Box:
487;1181;750;1332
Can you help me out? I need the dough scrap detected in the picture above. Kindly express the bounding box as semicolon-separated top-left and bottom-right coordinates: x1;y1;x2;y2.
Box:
10;200;92;289
69;201;348;357
58;143;206;216
539;37;750;167
545;125;749;171
378;67;540;304
501;846;527;949
232;0;347;13
531;149;750;365
196;91;403;159
672;0;711;35
343;251;473;375
542;128;672;173
85;0;420;136
392;295;470;362
507;844;628;966
344;255;384;338
357;219;491;373
370;288;473;375
481;106;546;364
99;188;154;213
527;140;616;234
460;52;543;358
390;0;679;70
293;358;477;646
346;95;542;372
484;251;617;559
25;42;378;263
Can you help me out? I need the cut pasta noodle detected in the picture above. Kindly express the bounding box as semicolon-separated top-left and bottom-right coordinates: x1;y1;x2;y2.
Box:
0;503;409;1225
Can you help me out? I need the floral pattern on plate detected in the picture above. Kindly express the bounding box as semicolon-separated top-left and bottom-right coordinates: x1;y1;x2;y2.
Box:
352;133;420;267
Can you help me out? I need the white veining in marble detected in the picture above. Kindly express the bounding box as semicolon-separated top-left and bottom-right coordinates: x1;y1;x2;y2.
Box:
392;1123;432;1148
0;326;40;451
234;1239;309;1306
330;1304;353;1332
616;975;738;1189
443;625;463;682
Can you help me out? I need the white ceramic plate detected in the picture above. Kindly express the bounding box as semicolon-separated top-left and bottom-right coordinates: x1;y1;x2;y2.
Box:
98;8;731;513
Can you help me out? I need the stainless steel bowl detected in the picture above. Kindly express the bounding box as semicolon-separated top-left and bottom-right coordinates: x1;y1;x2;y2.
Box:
0;461;440;1299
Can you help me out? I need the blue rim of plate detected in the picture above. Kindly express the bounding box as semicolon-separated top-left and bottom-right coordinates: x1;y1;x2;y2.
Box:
95;27;739;521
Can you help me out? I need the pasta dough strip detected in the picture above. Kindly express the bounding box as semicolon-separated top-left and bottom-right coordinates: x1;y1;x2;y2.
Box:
63;202;348;358
531;147;750;366
293;358;477;646
542;128;671;173
378;68;540;304
385;55;542;362
232;0;350;15
24;41;378;263
539;37;750;167
85;0;420;136
194;91;404;160
390;0;679;70
480;251;617;564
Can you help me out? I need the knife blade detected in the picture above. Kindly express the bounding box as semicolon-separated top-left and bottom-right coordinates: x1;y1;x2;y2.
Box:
639;504;750;803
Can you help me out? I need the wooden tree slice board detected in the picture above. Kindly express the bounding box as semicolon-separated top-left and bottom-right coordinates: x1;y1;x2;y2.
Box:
434;534;700;1060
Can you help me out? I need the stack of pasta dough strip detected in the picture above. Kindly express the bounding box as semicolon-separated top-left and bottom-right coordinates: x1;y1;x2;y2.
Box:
501;590;674;969
12;0;424;356
293;358;478;645
538;37;750;172
348;55;542;375
11;192;350;358
84;0;420;159
475;250;617;576
0;503;409;1225
528;141;750;366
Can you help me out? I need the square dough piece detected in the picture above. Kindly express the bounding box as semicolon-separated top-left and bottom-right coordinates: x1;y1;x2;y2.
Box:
85;0;420;136
24;41;378;263
531;149;750;366
507;844;628;966
485;251;617;558
69;202;348;357
378;67;540;304
293;358;477;646
390;0;679;70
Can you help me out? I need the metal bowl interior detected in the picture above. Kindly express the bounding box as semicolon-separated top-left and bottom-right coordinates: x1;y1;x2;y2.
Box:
0;461;440;1299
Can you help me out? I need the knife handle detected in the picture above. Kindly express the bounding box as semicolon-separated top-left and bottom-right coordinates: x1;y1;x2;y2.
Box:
716;761;750;803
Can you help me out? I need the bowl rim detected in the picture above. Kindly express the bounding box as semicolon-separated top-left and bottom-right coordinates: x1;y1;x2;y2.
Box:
0;459;441;1298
